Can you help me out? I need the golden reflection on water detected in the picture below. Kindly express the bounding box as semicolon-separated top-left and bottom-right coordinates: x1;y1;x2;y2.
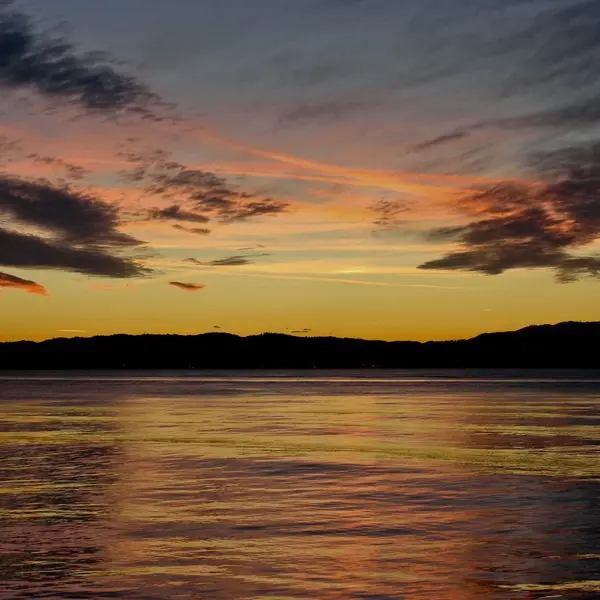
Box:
0;374;599;599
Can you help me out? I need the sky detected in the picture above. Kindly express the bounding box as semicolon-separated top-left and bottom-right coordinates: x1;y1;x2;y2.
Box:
0;0;599;342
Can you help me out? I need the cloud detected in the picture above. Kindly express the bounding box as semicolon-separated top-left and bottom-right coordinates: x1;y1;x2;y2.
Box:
0;3;159;116
122;151;288;223
291;328;312;334
172;224;211;236
0;174;150;278
0;227;149;277
411;131;468;152
0;176;141;247
419;143;600;282
27;154;90;180
185;126;499;199
0;270;47;295
237;244;265;251
452;1;600;138
186;253;270;267
500;0;600;94
371;197;410;229
169;281;206;291
280;100;366;125
151;205;210;224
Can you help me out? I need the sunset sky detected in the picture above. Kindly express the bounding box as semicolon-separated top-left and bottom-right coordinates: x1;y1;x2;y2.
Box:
1;0;599;342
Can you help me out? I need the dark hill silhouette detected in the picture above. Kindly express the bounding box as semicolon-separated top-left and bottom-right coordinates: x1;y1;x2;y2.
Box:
0;321;598;369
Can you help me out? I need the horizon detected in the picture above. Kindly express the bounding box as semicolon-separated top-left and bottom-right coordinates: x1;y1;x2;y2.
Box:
1;1;599;341
3;319;596;345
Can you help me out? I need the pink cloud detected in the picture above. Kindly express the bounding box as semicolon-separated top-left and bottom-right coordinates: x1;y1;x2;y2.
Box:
0;271;48;295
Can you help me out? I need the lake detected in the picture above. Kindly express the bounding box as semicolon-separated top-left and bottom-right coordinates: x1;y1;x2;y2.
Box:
1;371;599;599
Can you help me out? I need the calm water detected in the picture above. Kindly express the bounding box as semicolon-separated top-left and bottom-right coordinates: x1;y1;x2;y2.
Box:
1;371;599;599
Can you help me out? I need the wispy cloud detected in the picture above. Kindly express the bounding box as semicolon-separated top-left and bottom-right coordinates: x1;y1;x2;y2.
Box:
411;131;469;152
173;224;211;236
186;253;270;267
151;205;211;224
205;270;469;290
280;100;367;125
122;150;289;224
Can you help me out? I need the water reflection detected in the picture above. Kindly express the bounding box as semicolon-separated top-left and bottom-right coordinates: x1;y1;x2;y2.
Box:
0;374;599;599
0;387;124;598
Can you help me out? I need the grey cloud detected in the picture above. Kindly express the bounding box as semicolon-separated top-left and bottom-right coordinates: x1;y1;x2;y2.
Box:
27;154;89;181
499;0;600;93
419;143;600;282
0;227;149;277
464;0;600;136
123;152;288;223
476;97;600;133
280;100;367;125
0;4;159;115
0;176;141;247
411;131;468;152
151;205;210;224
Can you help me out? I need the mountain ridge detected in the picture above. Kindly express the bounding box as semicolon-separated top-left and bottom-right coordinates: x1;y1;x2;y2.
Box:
1;321;598;369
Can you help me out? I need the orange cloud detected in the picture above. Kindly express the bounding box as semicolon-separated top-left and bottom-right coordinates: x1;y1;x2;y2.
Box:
171;124;535;190
168;281;206;291
0;271;48;295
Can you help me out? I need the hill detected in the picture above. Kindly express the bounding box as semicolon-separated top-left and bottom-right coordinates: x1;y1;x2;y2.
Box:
0;321;598;369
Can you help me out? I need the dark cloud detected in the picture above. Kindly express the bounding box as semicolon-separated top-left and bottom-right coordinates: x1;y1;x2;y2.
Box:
0;3;159;116
172;224;211;236
0;174;149;277
213;325;221;329
411;131;468;152
0;270;47;295
419;143;600;282
0;176;141;246
151;205;210;224
122;151;288;223
291;328;312;334
0;227;149;277
169;281;206;291
186;253;270;267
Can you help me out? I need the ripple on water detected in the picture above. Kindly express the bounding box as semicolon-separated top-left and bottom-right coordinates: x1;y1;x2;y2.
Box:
0;372;599;599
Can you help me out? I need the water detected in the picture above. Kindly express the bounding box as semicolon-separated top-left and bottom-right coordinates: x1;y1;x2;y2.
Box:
1;370;599;599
